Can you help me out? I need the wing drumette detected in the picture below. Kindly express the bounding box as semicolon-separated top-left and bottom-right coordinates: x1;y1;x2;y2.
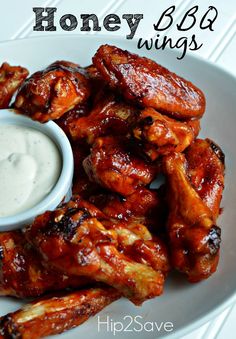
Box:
163;150;224;282
0;287;120;339
185;138;225;220
93;45;205;119
83;136;156;196
0;62;28;108
14;61;90;122
132;108;200;161
0;231;90;298
24;196;168;304
78;191;170;274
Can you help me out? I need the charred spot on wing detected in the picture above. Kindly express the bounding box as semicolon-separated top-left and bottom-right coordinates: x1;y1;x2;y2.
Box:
207;138;225;166
208;225;221;254
46;208;91;238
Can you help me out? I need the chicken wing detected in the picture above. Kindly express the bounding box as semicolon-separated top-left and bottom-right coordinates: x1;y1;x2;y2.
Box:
0;231;89;298
132;108;200;160
83;136;156;196
14;61;90;122
0;287;120;339
185;138;225;220
87;187;170;274
24;196;167;304
68;92;136;144
57;193;169;275
163;152;222;282
89;187;166;228
93;45;205;119
0;62;28;108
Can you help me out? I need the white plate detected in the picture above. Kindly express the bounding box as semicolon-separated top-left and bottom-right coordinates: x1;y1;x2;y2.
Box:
0;35;236;339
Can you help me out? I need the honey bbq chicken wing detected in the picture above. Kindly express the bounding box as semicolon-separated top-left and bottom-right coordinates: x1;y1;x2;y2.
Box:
0;62;28;108
163;152;223;282
185;138;225;220
90;187;159;222
0;231;90;298
80;192;170;276
24;196;168;304
0;287;120;339
93;45;205;119
89;186;167;229
83;136;156;196
68;92;136;144
132;108;200;161
14;61;91;122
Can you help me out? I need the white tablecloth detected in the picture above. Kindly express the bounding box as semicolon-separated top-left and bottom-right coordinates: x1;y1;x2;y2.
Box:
0;1;235;338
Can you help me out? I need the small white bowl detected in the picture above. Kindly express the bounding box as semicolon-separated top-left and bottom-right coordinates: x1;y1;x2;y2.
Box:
0;109;74;231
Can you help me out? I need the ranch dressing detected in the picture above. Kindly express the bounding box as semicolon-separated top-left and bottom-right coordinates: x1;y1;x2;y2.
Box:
0;124;61;217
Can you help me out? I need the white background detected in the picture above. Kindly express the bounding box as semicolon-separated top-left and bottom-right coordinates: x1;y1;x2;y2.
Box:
0;1;235;338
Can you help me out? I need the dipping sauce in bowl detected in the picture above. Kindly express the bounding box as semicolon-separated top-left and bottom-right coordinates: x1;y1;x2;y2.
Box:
0;109;73;231
0;124;61;217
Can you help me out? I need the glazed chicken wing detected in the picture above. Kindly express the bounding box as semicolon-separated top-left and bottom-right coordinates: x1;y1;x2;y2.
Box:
93;45;205;119
83;136;156;196
14;61;90;122
132;108;200;160
0;231;90;298
185;138;225;220
89;187;166;228
60;194;169;275
163;152;222;282
0;62;28;108
24;196;168;304
68;92;136;143
0;287;120;339
88;187;169;273
90;187;159;221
